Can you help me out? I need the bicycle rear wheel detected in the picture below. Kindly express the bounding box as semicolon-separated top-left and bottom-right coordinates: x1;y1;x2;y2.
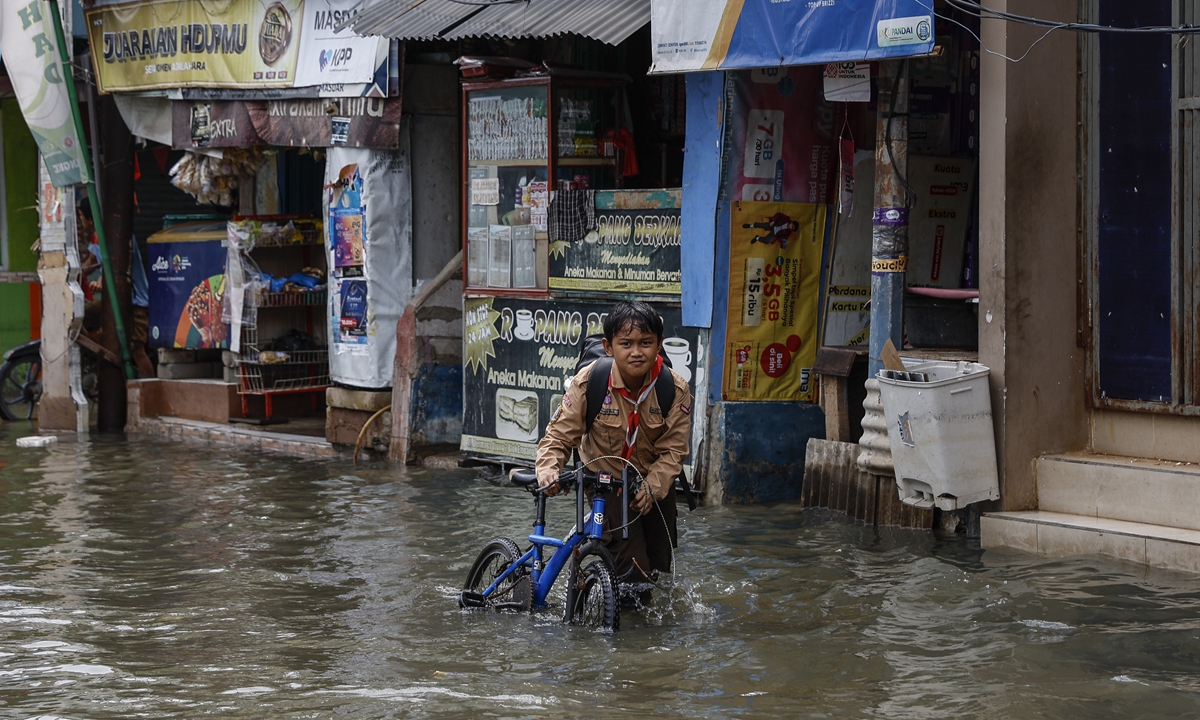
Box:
0;352;42;422
567;554;619;632
461;537;530;612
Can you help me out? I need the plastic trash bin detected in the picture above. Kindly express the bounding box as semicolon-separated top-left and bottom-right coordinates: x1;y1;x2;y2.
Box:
876;361;999;511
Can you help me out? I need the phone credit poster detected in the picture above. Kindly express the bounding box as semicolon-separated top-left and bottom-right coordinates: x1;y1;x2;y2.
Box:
724;201;825;402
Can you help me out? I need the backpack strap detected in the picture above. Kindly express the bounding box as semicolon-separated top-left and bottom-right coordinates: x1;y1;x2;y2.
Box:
584;357;614;435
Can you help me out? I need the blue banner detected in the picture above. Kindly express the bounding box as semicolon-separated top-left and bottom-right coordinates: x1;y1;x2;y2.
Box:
651;0;935;73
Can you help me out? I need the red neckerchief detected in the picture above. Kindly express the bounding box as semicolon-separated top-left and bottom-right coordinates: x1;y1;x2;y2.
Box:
609;355;663;459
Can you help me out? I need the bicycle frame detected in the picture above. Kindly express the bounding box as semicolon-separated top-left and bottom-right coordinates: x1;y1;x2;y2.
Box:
477;466;623;609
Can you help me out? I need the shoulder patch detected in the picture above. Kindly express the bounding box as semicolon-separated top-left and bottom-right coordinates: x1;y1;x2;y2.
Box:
563;394;572;407
680;404;692;415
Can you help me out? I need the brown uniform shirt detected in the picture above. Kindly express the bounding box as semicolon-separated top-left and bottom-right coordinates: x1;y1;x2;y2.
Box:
536;359;693;499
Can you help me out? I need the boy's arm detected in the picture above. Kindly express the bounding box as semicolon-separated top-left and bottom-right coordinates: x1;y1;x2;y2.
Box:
535;365;590;486
643;377;694;500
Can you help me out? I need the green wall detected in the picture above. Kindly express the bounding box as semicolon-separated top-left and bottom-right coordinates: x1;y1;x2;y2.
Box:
0;99;39;356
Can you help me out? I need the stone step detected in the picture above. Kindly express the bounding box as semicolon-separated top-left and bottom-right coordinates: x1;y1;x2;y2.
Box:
981;511;1200;574
1037;451;1200;531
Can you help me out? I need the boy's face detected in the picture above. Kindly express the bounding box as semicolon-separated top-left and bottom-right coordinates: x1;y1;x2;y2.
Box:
603;323;662;389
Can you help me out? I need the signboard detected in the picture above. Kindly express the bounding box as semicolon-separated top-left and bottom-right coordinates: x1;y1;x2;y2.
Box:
548;190;682;297
3;0;88;186
727;68;839;206
172;97;401;149
86;0;388;93
650;0;935;73
462;296;702;462
146;237;230;349
724;201;825;402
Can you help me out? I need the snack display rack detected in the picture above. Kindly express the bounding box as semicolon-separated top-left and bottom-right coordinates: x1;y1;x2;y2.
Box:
235;325;330;419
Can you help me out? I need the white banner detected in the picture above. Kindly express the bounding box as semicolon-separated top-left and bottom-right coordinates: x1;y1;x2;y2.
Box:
3;0;88;186
294;0;389;88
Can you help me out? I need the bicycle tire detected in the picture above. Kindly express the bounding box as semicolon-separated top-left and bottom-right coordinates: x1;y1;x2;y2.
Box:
461;537;530;612
566;552;619;632
0;352;42;422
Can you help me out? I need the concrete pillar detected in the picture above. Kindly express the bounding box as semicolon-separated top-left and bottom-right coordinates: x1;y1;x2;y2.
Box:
977;0;1087;510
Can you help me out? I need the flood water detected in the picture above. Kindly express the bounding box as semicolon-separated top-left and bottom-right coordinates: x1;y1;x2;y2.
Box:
5;426;1200;719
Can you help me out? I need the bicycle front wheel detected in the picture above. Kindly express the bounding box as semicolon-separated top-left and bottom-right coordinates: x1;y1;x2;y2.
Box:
567;554;619;632
461;537;530;612
0;353;42;422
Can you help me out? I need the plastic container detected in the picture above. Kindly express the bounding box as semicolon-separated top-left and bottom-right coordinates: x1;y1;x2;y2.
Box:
876;360;999;511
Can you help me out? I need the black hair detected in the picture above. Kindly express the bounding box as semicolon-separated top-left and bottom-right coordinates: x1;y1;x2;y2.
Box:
78;201;93;222
603;300;663;341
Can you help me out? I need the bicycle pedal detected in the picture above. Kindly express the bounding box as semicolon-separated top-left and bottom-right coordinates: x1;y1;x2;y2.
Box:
459;591;488;609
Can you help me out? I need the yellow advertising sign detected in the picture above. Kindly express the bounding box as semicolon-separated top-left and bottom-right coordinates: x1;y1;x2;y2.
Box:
724;201;825;402
86;0;303;93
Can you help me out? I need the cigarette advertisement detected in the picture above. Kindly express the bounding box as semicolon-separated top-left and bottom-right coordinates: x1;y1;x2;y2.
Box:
724;201;825;402
462;296;701;463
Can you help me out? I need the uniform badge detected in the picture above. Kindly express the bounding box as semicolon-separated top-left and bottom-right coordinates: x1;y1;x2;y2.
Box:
604;394;612;405
649;407;662;415
680;404;692;415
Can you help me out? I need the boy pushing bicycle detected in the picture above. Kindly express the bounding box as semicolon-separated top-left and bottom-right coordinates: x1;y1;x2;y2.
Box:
536;300;693;585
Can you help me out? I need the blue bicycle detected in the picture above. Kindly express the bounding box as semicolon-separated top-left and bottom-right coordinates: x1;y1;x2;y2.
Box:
459;465;637;632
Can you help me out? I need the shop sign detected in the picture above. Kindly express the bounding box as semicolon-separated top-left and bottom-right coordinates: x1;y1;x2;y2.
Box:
3;0;88;186
86;0;387;93
548;190;682;297
724;201;825;402
171;97;401;148
461;296;701;463
650;0;934;74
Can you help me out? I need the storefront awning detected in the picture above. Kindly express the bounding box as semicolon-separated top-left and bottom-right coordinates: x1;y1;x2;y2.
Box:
650;0;936;73
345;0;650;46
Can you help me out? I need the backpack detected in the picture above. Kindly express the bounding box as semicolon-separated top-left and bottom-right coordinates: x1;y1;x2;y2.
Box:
572;333;697;510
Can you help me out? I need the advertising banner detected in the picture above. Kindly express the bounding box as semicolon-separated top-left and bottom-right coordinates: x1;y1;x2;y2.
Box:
146;238;230;349
650;0;935;73
2;0;88;186
462;296;702;462
724;201;825;402
86;0;388;93
726;68;839;206
172;97;401;149
548;189;682;297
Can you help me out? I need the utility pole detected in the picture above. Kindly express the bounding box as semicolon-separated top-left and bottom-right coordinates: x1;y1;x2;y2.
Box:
869;59;910;377
97;94;135;432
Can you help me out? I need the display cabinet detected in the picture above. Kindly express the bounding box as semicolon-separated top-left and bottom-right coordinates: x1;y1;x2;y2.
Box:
462;72;628;295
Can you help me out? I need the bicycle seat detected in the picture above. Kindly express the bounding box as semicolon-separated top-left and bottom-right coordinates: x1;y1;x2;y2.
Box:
509;468;539;487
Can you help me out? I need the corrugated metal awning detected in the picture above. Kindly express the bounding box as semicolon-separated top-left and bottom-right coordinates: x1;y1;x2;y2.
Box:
347;0;649;46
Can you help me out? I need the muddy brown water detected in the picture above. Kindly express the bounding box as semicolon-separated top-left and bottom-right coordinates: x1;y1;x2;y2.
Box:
3;426;1200;718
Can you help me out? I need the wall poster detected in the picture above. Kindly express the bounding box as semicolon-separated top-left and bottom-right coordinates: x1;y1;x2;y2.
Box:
548;189;682;296
462;296;702;462
724;201;825;402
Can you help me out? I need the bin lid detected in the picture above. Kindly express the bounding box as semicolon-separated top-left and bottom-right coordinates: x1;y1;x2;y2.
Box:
147;220;228;244
876;360;990;388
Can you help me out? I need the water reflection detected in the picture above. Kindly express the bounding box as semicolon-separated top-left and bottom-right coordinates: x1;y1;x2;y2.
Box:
4;425;1200;718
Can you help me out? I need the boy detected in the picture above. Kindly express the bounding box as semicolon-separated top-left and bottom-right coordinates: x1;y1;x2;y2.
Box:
536;300;693;583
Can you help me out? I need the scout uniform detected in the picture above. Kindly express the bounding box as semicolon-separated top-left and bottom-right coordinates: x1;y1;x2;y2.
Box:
536;359;693;581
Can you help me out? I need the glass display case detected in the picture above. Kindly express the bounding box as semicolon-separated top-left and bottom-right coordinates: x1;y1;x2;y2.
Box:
462;73;627;294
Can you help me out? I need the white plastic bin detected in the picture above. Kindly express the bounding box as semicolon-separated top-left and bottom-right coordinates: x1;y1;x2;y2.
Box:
876;360;999;511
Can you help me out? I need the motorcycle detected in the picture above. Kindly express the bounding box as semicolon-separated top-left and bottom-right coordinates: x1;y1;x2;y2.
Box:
0;339;101;422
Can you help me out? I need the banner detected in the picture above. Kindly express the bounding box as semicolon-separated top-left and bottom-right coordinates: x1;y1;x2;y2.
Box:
172;97;401;149
462;296;701;462
724;201;825;402
650;0;935;73
548;189;682;297
2;0;88;186
86;0;388;93
147;236;230;350
726;68;839;206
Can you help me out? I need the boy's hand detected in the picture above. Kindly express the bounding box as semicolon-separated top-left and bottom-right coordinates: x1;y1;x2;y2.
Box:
538;474;563;497
631;487;654;514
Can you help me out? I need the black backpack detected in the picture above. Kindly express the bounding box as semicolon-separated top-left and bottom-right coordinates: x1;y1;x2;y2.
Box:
573;333;696;509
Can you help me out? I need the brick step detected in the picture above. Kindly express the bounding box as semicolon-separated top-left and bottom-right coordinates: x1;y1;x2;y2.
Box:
1037;451;1200;531
982;510;1200;574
